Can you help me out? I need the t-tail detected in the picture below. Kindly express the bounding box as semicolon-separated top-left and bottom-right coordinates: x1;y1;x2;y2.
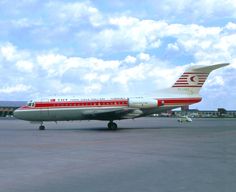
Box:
171;63;229;96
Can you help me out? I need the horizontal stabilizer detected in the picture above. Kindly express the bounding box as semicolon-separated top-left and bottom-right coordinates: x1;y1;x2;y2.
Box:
186;63;230;73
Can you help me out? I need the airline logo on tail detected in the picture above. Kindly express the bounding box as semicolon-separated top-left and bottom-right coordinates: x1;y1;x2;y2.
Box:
172;72;209;88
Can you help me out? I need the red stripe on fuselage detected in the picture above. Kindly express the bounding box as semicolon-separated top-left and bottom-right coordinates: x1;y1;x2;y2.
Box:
20;99;129;110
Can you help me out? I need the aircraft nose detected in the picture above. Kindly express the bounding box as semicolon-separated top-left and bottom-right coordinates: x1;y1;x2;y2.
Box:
13;109;19;118
13;108;23;119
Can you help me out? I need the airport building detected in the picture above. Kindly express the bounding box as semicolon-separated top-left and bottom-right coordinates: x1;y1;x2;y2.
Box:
0;101;26;117
174;108;236;118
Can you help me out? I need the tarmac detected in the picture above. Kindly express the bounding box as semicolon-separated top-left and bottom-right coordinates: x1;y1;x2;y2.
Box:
0;117;236;192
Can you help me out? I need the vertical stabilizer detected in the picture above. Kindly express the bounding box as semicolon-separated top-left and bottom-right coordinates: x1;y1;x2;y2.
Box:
171;63;229;95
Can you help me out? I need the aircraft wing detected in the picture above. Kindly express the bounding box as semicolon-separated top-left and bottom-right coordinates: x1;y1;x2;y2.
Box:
82;108;143;120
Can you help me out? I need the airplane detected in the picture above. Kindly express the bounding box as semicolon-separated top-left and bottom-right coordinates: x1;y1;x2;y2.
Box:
13;63;229;130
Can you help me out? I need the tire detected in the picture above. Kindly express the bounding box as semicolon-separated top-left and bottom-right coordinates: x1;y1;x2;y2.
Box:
39;125;45;130
107;122;118;130
107;122;112;129
111;122;117;130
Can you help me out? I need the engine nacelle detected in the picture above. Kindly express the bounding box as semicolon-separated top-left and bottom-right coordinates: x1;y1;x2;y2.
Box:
128;98;157;109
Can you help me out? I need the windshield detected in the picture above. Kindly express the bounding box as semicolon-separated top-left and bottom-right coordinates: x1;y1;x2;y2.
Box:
27;101;35;107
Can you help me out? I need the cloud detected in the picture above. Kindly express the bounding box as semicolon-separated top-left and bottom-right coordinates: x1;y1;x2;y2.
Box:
0;84;31;94
138;53;150;61
207;76;225;87
46;1;104;27
0;1;235;109
82;17;233;57
84;83;102;94
36;53;67;76
0;43;17;62
113;63;150;85
124;55;137;64
15;60;33;73
0;39;234;104
0;42;30;62
141;0;236;23
167;43;179;51
0;42;183;99
89;17;164;53
225;22;236;30
0;41;234;109
1;1;235;57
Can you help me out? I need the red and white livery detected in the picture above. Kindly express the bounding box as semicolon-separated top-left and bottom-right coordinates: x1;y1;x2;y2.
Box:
14;63;229;130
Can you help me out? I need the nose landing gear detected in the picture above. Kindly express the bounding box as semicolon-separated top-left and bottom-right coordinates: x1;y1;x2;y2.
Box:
107;121;118;130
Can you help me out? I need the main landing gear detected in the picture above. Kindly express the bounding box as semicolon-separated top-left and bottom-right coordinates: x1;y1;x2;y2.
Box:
107;121;118;130
39;123;45;130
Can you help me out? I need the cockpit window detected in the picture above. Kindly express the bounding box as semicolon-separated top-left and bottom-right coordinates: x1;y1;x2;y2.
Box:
27;101;35;107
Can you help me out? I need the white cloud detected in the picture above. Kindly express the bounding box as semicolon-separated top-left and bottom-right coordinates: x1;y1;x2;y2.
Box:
61;86;72;94
148;64;185;88
0;39;233;101
124;55;137;64
167;43;179;51
16;60;33;73
225;22;236;30
87;17;225;54
84;83;102;94
36;53;67;76
207;76;225;87
91;17;164;52
88;58;121;71
99;74;110;83
231;58;236;69
0;42;31;63
47;1;104;27
0;43;17;62
113;63;152;85
148;0;236;22
83;72;98;82
0;84;31;94
138;53;150;61
0;0;235;108
109;16;139;27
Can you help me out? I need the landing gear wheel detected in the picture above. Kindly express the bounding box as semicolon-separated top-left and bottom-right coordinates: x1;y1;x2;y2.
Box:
107;121;118;130
39;125;45;130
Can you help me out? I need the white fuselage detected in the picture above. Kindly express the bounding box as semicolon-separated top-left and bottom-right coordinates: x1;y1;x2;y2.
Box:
13;96;201;122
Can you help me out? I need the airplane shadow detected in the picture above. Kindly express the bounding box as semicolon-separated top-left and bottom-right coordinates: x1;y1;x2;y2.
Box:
44;126;184;132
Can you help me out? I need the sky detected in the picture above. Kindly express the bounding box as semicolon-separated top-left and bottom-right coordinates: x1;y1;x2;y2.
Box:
0;0;236;109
